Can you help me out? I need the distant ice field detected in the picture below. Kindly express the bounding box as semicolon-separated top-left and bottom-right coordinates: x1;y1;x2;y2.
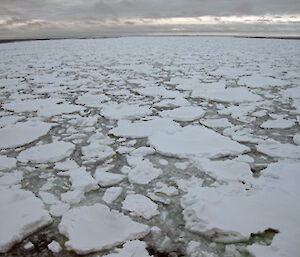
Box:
0;36;300;257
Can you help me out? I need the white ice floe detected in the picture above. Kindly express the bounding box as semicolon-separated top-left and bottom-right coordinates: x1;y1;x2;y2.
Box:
153;96;190;108
100;103;152;120
128;159;162;185
293;134;300;145
94;169;125;187
76;93;109;107
154;182;178;196
0;170;23;187
103;187;123;204
103;240;151;257
54;159;79;171
191;83;262;103
136;86;181;98
238;75;288;88
159;106;205;121
130;147;155;157
122;194;159;219
60;190;84;204
200;118;232;128
0;188;52;253
18;141;75;163
3;98;85;117
0;155;16;170
23;241;34;250
260;117;295;129
59;203;150;254
194;159;253;183
110;117;180;138
81;143;115;162
181;160;300;257
48;241;62;253
39;191;60;205
149;125;249;159
63;167;99;193
49;203;70;217
0;121;54;149
175;176;204;192
0;115;22;127
257;140;300;159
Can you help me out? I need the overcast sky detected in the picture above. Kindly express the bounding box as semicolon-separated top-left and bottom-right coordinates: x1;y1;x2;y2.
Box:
1;0;300;39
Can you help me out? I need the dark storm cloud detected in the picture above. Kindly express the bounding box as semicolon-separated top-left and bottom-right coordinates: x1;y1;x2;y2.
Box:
0;0;300;38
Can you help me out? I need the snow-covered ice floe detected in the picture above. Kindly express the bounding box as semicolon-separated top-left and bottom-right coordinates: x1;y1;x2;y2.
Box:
58;203;150;254
0;36;300;257
0;188;52;253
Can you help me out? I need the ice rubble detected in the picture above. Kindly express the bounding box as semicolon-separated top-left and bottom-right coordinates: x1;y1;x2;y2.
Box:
59;203;150;254
0;121;54;149
0;188;52;253
18;141;75;163
149;125;250;159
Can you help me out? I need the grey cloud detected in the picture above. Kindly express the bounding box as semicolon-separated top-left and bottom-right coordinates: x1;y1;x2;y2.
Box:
0;0;300;39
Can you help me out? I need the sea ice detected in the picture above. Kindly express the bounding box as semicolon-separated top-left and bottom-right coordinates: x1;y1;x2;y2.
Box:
100;103;152;120
58;203;150;254
0;188;52;253
48;241;62;253
18;141;75;163
62;167;99;193
0;155;16;170
0;121;53;149
257;140;300;159
76;93;109;107
191;83;261;103
293;134;300;145
3;98;85;117
110;117;181;138
94;169;125;187
122;194;159;220
260;117;295;129
149;125;249;159
159;106;205;121
103;187;123;204
0;170;23;187
200;118;232;128
238;75;288;88
103;240;151;257
128;159;162;184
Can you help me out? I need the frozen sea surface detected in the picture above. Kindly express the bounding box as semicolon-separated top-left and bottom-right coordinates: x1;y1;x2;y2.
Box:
0;36;300;257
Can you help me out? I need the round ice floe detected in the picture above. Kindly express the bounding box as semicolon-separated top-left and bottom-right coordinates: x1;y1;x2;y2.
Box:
18;141;75;163
58;203;150;254
0;121;54;149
